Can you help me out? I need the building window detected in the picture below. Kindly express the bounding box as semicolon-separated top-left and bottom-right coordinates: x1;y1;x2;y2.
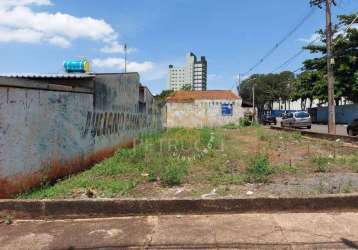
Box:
221;103;233;116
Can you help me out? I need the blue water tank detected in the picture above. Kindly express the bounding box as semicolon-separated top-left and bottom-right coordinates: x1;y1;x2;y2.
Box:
63;59;90;73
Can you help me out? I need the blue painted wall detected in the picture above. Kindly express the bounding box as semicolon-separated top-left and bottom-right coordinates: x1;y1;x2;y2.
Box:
311;104;358;124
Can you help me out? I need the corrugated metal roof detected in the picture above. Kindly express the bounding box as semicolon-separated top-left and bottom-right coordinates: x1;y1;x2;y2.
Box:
167;90;240;103
0;73;95;79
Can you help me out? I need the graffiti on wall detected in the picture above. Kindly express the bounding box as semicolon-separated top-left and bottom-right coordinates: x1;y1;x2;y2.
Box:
82;111;158;137
0;73;162;197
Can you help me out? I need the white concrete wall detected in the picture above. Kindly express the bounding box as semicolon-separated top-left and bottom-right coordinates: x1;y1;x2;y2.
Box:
166;99;246;128
272;99;320;110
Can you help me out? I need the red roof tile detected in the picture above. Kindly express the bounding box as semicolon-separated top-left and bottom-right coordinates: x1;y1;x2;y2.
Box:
167;90;239;103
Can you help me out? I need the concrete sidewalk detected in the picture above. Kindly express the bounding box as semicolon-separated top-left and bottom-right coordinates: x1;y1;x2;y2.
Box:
1;212;358;249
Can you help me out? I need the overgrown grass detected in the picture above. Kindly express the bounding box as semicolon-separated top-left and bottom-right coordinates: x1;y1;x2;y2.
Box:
256;126;273;142
245;153;273;183
18;126;358;199
312;155;331;173
341;181;353;193
19;128;219;199
291;131;302;141
221;123;241;129
338;153;358;173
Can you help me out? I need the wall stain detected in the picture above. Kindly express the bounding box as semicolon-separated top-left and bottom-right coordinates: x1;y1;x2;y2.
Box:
0;140;137;198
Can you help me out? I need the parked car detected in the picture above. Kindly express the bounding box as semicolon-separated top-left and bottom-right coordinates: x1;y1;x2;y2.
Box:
347;119;358;136
262;114;277;125
280;112;288;119
281;111;311;129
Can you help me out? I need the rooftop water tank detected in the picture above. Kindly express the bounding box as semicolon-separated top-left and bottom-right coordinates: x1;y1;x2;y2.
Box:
63;59;90;73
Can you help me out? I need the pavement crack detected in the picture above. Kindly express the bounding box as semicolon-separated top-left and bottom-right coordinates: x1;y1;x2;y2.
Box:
145;215;159;248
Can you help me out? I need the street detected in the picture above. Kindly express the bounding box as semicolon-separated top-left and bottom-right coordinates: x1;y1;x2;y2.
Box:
303;124;348;136
274;119;349;136
1;212;358;249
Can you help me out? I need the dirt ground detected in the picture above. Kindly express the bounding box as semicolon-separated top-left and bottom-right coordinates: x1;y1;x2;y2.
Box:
21;127;358;199
126;127;358;199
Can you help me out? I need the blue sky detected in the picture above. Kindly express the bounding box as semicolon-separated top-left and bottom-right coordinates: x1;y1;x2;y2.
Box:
0;0;357;94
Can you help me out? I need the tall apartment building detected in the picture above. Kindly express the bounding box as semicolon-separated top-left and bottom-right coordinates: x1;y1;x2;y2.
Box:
167;52;207;91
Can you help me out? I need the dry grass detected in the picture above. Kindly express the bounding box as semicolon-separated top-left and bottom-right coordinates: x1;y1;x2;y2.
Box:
20;126;358;199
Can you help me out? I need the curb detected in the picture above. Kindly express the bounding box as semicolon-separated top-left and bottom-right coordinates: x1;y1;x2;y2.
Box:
1;194;358;219
270;126;358;144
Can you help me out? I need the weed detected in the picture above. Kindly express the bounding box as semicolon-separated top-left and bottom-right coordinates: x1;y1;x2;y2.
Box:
18;126;358;199
256;127;272;141
312;155;331;173
200;128;214;147
292;131;302;141
251;121;261;128
160;160;188;187
3;215;13;225
246;153;272;183
279;132;290;142
273;164;298;174
315;179;326;194
239;116;252;127
341;181;353;193
338;153;358;172
222;123;241;129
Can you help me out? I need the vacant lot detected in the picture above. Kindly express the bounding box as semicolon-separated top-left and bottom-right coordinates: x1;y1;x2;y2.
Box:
20;126;358;199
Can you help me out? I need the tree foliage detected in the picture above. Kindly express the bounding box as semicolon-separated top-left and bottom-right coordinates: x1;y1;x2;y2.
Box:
154;89;174;107
239;71;294;113
239;12;357;111
296;13;358;104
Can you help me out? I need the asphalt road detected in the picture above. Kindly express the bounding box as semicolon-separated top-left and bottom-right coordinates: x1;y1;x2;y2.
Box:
1;213;358;249
274;118;348;136
303;124;348;136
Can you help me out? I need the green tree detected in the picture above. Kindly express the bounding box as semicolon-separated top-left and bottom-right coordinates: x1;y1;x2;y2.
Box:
300;13;358;104
240;71;295;117
292;71;324;109
154;90;174;107
239;72;295;115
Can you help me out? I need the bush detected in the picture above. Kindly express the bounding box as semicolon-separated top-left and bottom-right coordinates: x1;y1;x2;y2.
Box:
246;153;272;183
239;116;252;127
160;160;188;187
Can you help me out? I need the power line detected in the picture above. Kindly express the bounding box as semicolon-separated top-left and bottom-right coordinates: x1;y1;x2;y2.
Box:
271;13;357;73
233;7;317;91
271;36;321;73
242;8;317;75
233;10;356;92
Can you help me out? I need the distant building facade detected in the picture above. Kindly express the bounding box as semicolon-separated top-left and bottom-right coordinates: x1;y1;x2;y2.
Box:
164;90;247;128
167;52;207;91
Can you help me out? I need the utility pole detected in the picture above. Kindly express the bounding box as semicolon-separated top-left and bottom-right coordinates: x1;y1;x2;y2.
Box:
310;0;336;134
325;0;336;134
124;43;127;73
252;83;255;124
236;73;241;95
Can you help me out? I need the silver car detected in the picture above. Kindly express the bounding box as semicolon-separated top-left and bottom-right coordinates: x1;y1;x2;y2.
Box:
281;111;311;129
